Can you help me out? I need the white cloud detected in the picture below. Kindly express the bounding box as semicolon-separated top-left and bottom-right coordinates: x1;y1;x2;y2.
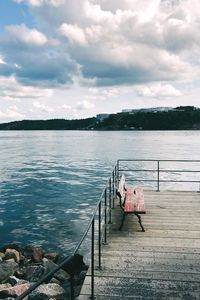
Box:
12;0;200;88
32;101;54;112
0;108;25;120
62;104;72;110
84;1;113;22
2;0;200;120
75;100;94;110
5;24;48;46
102;88;121;97
135;83;181;98
15;0;65;7
0;56;6;65
59;24;87;46
0;76;53;100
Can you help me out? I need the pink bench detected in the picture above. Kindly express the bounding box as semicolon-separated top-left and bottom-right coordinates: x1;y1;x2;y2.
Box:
117;175;146;231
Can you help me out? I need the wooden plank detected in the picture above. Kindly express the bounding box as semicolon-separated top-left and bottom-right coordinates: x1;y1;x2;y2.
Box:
81;277;200;299
79;191;200;300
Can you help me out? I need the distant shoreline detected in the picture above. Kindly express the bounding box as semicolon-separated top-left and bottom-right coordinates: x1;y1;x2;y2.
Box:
0;129;200;131
0;106;200;131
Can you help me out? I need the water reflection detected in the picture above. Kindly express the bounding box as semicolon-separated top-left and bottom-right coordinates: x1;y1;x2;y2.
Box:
0;130;200;253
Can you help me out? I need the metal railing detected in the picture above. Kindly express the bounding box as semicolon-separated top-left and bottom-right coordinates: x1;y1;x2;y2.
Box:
17;159;200;299
17;164;118;300
117;159;200;192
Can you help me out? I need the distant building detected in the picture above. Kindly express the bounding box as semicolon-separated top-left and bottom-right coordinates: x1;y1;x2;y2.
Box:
122;107;173;113
121;109;133;113
96;114;110;122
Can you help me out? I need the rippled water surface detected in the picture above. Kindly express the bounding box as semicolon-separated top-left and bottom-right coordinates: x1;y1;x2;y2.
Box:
0;130;200;253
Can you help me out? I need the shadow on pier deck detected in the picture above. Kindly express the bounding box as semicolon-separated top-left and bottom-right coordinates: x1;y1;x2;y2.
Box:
79;190;200;300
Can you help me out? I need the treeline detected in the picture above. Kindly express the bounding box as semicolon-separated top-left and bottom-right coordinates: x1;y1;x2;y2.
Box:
0;117;96;130
0;106;200;130
97;106;200;130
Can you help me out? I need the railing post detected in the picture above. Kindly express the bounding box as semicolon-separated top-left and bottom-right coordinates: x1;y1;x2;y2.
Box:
157;160;160;192
104;188;107;244
98;201;102;270
117;160;120;182
109;178;112;224
90;219;95;300
70;275;74;300
112;171;115;208
114;165;117;187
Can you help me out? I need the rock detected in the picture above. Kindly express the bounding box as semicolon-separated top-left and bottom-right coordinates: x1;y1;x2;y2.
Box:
29;283;67;300
0;262;18;283
74;270;88;297
14;268;26;279
44;253;60;263
8;276;19;286
49;277;60;285
0;283;30;298
16;279;30;285
1;244;22;253
23;245;35;259
43;259;70;283
3;259;15;264
62;254;88;275
32;248;44;263
4;249;20;263
25;265;45;282
0;284;12;291
0;253;5;260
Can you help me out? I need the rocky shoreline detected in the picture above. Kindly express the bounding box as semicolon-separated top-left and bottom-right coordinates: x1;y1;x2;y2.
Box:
0;244;88;299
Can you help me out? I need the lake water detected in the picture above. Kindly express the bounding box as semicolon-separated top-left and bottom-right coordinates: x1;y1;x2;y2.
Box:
0;130;200;254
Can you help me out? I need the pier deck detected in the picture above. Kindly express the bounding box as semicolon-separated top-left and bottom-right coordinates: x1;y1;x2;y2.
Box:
79;190;200;299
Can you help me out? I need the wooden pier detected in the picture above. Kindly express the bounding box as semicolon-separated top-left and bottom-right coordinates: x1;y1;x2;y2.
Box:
79;190;200;299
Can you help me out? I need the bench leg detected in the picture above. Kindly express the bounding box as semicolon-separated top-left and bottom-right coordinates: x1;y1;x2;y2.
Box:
134;213;145;232
119;212;126;230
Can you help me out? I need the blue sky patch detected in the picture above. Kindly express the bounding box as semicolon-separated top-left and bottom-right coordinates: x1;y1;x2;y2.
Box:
0;0;34;31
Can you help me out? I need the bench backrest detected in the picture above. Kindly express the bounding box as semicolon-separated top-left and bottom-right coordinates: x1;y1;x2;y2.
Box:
117;174;126;199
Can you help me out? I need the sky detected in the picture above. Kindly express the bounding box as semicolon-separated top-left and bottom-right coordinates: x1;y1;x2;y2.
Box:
0;0;200;122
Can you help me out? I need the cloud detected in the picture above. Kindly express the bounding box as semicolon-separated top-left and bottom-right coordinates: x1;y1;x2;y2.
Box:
0;108;25;120
5;0;200;90
14;0;65;7
0;56;6;65
59;24;87;46
135;83;182;98
0;25;79;87
75;100;94;110
85;87;122;99
62;104;72;110
0;75;53;99
5;24;48;46
32;101;54;112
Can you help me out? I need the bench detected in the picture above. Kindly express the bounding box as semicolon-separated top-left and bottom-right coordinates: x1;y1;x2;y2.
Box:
116;175;146;231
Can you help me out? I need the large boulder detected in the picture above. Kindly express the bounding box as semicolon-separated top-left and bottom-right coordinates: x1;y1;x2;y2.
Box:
62;254;88;275
29;283;67;300
32;248;45;263
25;265;46;282
4;249;20;263
43;258;70;283
0;283;30;298
44;253;60;264
0;262;18;283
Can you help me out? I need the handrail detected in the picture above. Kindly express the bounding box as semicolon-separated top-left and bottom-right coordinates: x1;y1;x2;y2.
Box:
117;159;200;192
17;165;117;300
17;159;200;299
118;159;200;162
